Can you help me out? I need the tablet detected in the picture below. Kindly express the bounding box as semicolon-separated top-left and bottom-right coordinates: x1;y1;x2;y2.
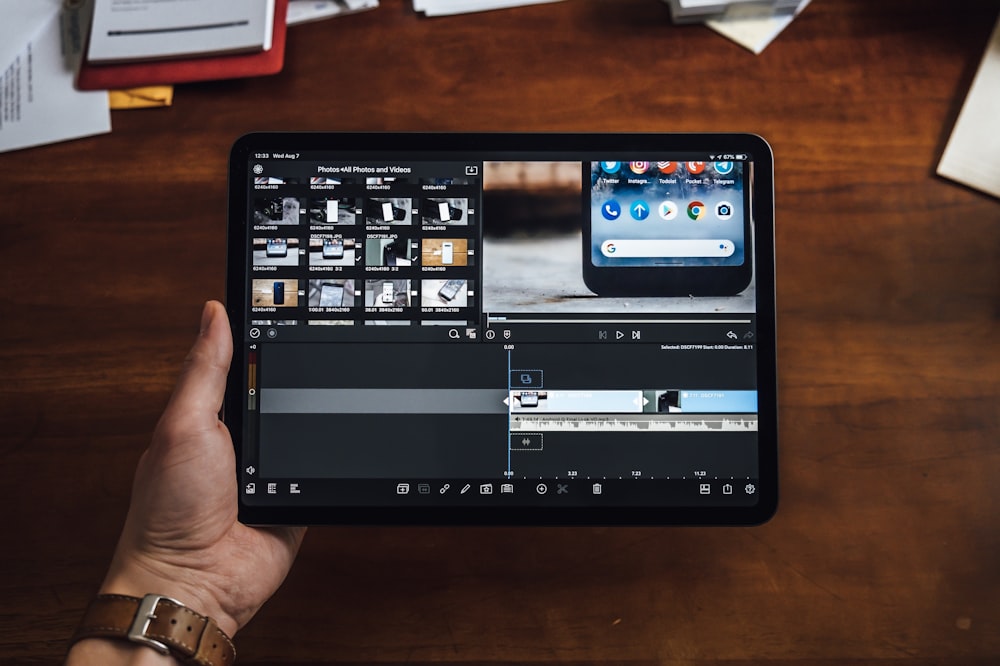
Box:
226;133;777;525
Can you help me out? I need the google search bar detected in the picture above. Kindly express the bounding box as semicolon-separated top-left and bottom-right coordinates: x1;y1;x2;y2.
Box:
600;239;735;258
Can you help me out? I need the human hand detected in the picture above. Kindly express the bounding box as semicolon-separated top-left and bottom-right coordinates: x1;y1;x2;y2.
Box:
94;301;305;638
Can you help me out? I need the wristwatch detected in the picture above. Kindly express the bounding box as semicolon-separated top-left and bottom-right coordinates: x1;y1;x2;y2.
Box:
71;594;235;665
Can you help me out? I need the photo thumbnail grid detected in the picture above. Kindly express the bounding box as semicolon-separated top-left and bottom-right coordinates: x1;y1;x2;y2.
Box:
249;176;477;327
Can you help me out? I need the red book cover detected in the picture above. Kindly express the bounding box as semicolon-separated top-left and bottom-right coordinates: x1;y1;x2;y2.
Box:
76;0;288;91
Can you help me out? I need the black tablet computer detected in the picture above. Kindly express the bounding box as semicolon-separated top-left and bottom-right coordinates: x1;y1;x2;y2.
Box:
226;132;777;525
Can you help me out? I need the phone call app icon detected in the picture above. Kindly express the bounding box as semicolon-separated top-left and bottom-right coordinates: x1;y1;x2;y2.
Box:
602;200;622;220
686;161;706;175
657;161;678;174
658;200;678;220
687;201;706;220
600;162;621;174
629;161;650;174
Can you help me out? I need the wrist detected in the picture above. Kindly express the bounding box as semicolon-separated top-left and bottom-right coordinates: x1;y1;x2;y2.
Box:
69;594;235;666
101;551;240;639
67;636;182;665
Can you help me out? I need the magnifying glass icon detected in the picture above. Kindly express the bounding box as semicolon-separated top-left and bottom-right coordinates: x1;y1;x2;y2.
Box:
448;329;460;339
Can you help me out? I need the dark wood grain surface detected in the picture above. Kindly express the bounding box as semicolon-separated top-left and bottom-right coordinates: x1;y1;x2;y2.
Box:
2;0;999;663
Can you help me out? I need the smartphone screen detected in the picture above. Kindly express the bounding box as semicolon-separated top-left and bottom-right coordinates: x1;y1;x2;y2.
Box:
323;239;344;259
589;161;746;269
319;283;344;307
266;238;287;257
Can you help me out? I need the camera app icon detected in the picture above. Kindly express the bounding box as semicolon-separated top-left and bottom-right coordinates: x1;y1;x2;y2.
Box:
715;201;734;221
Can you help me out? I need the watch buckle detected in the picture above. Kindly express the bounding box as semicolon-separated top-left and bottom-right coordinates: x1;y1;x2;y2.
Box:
127;593;182;654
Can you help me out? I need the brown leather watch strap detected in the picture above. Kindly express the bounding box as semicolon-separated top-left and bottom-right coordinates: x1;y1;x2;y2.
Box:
71;594;235;666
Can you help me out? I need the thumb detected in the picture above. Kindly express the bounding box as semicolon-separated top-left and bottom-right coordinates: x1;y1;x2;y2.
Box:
160;301;234;431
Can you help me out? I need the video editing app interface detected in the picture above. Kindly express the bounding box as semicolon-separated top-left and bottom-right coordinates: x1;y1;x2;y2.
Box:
242;152;762;508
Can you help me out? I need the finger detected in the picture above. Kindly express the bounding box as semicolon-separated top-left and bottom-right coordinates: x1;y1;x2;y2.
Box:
162;301;234;428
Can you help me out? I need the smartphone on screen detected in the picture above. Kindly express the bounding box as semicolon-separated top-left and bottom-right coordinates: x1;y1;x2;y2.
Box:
583;160;754;296
437;279;464;302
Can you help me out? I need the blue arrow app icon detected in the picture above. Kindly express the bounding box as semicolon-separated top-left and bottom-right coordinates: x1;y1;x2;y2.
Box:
630;200;650;220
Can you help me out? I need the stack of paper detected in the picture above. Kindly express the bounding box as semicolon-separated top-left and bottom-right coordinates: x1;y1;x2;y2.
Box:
414;0;564;17
664;0;811;54
87;0;277;64
77;0;289;90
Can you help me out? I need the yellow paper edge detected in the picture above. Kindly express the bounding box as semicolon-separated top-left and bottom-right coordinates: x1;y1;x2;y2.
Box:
108;86;174;109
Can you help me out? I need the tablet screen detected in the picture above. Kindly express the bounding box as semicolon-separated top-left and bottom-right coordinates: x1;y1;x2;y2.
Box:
227;133;777;525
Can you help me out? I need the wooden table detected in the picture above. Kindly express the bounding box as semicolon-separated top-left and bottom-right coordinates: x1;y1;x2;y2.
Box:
2;1;998;663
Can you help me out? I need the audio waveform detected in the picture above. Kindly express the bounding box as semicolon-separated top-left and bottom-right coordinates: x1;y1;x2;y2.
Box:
510;414;757;432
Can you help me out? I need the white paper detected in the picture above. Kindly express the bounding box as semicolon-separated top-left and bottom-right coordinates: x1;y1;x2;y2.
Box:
287;0;378;26
87;0;275;63
706;0;810;54
938;16;1000;199
0;3;57;70
414;0;564;17
0;1;111;154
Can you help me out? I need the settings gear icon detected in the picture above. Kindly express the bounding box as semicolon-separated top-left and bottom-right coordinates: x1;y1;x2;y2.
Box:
744;483;756;495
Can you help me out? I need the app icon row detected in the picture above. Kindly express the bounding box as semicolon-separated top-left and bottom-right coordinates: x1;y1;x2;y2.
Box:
601;199;735;221
599;161;735;176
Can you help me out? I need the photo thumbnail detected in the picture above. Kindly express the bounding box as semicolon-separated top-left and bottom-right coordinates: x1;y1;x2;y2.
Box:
308;197;357;225
310;176;346;185
253;238;300;267
419;176;471;186
254;197;302;226
366;237;416;267
421;198;468;225
308;279;355;308
252;279;299;307
309;235;357;267
421;279;470;307
421;238;469;267
364;198;413;225
365;279;411;307
255;175;299;185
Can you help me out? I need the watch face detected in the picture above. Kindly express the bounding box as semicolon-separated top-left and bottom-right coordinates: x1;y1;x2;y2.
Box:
229;132;777;525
